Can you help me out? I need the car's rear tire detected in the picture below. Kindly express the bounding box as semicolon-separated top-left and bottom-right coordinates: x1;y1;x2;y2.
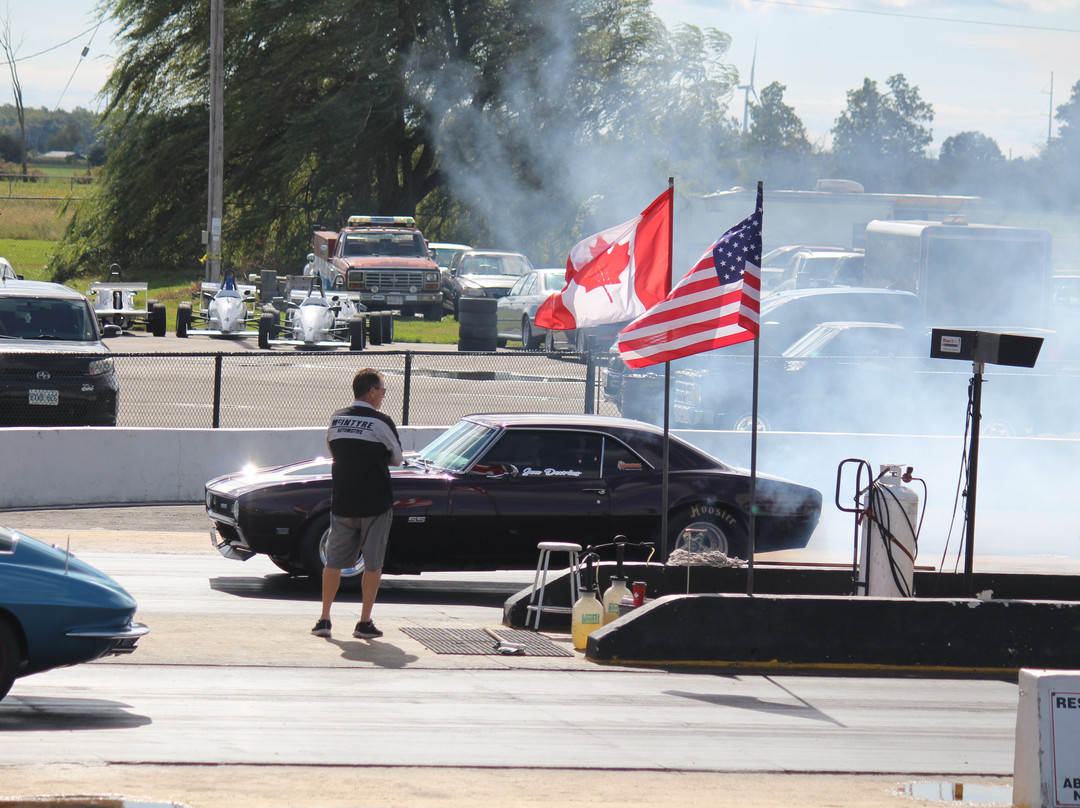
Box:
176;302;192;337
522;316;541;350
0;617;22;701
258;312;273;349
668;505;749;560
150;303;167;337
298;513;365;582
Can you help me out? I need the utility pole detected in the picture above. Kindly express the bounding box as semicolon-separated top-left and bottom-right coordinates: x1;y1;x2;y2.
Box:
1048;71;1054;149
205;0;223;284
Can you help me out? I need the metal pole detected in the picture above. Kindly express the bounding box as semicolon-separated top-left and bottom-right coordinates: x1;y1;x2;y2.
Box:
964;361;984;595
402;351;412;426
661;361;670;563
212;353;223;428
747;331;759;596
206;0;224;284
584;343;596;415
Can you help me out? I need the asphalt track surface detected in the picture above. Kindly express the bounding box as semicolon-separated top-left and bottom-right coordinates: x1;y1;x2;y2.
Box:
0;505;1021;808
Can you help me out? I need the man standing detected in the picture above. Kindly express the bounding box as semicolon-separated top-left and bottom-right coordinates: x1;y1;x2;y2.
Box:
312;368;403;639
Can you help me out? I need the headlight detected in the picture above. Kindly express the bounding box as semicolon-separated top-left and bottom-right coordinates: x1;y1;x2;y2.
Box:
424;272;439;284
232;499;240;519
88;357;114;376
205;490;213;508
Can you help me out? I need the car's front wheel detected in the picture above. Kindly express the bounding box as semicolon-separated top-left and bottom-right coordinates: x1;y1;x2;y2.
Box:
522;316;541;350
0;617;21;701
298;513;366;581
668;505;749;559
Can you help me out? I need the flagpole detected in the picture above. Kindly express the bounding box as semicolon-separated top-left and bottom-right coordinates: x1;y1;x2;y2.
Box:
660;177;674;564
747;180;762;597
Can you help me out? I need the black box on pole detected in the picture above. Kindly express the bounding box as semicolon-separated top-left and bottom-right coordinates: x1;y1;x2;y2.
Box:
930;328;1043;368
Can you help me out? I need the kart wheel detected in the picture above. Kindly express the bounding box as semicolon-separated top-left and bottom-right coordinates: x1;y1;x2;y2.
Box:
258;312;273;350
150;303;167;337
0;617;21;702
348;317;366;350
176;302;192;337
299;513;365;582
668;505;748;560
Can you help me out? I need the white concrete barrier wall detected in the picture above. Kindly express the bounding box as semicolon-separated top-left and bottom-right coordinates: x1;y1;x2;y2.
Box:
0;426;445;509
2;425;1078;565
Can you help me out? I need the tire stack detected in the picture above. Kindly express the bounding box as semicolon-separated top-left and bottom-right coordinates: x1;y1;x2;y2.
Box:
457;297;498;352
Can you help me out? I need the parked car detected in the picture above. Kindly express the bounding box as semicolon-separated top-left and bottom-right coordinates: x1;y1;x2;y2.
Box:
0;525;148;701
760;244;848;293
772;248;865;293
602;287;927;423
495;268;566;348
205;413;823;578
0;257;20;281
442;250;534;318
0;280;121;426
428;242;473;271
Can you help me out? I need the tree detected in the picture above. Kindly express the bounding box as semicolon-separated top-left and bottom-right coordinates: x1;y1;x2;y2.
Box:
831;74;933;190
52;0;742;278
0;130;20;163
45;120;87;152
0;12;27;177
742;80;819;188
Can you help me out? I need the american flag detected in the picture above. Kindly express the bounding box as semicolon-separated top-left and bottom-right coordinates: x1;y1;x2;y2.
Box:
616;184;762;369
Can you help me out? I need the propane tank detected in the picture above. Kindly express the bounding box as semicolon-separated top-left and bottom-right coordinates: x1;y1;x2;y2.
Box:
601;577;628;625
859;464;920;597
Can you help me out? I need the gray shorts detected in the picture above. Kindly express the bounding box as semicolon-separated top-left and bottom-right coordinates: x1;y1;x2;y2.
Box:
324;510;392;570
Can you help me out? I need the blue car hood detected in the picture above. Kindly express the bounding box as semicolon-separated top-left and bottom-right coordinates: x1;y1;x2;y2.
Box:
1;528;137;610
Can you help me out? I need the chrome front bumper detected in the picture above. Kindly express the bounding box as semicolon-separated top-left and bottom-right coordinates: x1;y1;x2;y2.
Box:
210;525;256;561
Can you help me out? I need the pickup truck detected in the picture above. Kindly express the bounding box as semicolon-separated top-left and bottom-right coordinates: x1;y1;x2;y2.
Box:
306;215;443;321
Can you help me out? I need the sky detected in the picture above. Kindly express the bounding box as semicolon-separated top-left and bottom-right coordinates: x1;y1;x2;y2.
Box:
5;0;1080;160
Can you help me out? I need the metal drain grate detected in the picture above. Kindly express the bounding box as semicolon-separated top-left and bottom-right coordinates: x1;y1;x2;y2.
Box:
400;627;574;657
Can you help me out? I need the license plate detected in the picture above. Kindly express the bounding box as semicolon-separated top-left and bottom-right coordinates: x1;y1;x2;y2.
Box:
388;296;404;305
29;389;59;406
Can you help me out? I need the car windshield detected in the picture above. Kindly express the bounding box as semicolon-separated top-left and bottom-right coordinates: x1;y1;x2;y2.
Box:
540;272;566;292
342;232;427;258
0;297;97;341
416;419;498;471
460;255;531;277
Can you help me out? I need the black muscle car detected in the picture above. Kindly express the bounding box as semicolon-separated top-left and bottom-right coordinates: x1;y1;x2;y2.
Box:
205;413;822;579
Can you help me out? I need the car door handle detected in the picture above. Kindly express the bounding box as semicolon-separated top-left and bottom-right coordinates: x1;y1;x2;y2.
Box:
582;487;606;495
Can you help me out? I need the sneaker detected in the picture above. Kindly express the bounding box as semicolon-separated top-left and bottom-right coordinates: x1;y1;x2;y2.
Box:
353;620;383;639
311;619;332;637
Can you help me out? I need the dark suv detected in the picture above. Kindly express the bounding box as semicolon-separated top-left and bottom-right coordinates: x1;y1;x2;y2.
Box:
0;281;120;426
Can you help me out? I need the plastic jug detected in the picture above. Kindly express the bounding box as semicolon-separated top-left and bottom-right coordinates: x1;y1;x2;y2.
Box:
601;577;629;625
571;587;604;650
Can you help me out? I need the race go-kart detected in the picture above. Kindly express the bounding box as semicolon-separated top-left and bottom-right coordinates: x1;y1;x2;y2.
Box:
258;275;367;350
176;270;259;337
88;264;167;336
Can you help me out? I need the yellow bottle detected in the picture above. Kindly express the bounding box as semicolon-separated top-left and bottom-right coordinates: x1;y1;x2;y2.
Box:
571;587;604;650
601;577;629;625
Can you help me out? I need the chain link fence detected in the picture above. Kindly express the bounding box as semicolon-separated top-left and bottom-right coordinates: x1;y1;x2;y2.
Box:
101;349;617;428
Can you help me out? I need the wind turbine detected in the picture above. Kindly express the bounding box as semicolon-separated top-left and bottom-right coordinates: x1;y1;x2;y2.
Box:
738;38;759;134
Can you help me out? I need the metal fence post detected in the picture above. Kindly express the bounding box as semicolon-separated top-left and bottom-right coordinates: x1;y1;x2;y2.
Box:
584;340;596;414
212;353;223;428
402;351;412;426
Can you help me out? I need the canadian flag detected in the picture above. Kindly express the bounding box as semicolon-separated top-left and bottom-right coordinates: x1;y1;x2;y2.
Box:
535;188;672;330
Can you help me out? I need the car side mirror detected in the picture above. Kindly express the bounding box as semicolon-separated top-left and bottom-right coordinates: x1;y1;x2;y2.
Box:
101;324;123;338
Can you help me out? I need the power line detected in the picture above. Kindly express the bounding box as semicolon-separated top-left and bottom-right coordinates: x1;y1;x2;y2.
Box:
0;23;103;68
748;0;1080;35
54;22;102;110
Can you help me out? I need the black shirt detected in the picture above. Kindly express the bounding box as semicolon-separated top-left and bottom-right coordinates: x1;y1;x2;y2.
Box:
327;401;403;517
